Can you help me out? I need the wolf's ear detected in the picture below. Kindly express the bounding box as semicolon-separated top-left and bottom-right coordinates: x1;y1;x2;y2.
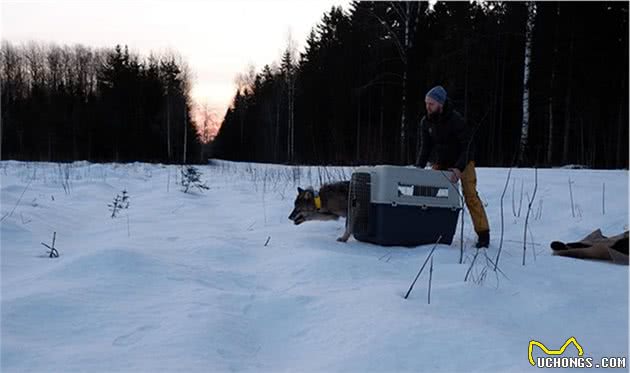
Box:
297;187;304;194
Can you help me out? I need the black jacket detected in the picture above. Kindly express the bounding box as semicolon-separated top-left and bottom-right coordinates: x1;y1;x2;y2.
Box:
415;100;474;173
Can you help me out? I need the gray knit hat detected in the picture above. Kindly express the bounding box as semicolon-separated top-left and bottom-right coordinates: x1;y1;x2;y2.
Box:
426;85;447;105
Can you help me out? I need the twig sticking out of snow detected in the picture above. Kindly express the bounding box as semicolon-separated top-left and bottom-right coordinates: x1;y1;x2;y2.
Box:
495;168;512;272
602;182;606;215
41;232;59;258
465;248;480;282
1;180;32;223
568;177;575;218
428;257;434;305
404;235;441;300
523;168;538;266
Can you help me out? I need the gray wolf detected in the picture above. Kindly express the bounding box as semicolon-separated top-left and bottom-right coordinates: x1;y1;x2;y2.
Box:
288;181;353;242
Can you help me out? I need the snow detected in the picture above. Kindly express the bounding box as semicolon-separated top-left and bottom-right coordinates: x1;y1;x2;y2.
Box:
1;160;628;372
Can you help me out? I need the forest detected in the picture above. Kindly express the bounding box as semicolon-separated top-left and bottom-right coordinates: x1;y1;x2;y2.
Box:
1;43;201;163
212;1;628;168
1;1;628;168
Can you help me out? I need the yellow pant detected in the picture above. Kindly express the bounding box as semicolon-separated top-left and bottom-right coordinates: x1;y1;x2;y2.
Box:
432;161;490;234
460;161;490;234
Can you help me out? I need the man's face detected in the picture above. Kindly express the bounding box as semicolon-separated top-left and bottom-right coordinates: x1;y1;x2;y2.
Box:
425;96;443;116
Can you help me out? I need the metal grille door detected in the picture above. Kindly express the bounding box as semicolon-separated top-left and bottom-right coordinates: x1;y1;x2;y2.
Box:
350;172;371;235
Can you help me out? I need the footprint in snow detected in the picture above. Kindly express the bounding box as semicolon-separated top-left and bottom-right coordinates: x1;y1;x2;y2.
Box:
112;324;160;346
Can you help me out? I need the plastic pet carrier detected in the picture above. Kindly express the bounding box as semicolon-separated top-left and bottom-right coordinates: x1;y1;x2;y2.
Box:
349;166;461;246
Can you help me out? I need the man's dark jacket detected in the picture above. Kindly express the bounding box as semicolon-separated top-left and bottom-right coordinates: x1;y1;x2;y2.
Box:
415;100;474;173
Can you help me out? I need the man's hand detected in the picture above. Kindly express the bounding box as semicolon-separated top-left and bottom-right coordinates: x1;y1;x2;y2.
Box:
448;168;462;183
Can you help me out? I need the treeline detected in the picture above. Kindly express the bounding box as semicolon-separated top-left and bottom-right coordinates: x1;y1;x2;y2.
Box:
212;1;628;169
1;42;202;163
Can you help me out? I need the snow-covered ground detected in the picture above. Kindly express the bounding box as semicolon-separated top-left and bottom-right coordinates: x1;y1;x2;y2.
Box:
1;160;628;372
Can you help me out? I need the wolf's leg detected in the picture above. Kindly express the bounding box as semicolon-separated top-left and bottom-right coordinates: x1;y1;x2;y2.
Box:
337;221;351;242
337;181;353;243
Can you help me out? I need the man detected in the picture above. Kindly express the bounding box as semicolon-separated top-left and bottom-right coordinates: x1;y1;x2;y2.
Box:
415;85;490;248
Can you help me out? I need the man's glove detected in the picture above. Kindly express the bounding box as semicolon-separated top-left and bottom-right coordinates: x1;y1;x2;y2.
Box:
448;168;462;183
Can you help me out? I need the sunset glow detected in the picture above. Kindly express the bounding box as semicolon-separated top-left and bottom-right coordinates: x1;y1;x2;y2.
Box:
2;0;350;138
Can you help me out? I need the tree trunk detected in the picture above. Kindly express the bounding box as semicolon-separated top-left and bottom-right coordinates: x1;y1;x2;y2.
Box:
286;75;293;163
591;126;597;167
356;94;361;162
87;127;92;161
275;98;280;162
0;111;3;161
399;2;411;164
287;86;291;163
240;114;244;159
290;78;295;162
488;34;502;165
497;37;507;165
579;116;586;164
547;98;554;165
518;1;536;165
166;95;172;162
562;34;574;165
379;85;385;162
47;131;52;161
72;121;78;160
546;3;560;166
183;106;188;164
399;70;407;164
464;40;469;124
366;91;372;163
616;100;623;167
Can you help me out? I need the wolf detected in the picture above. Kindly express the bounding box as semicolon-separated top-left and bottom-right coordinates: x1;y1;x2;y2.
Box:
288;180;353;242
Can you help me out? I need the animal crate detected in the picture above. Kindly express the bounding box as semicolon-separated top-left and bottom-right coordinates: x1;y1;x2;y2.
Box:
349;165;462;246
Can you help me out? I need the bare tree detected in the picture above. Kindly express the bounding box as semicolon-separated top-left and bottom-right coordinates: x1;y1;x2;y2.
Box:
546;4;560;166
197;103;218;144
1;42;26;159
24;42;46;90
561;31;575;165
235;63;257;153
281;31;298;163
179;60;193;164
369;2;423;164
518;2;536;165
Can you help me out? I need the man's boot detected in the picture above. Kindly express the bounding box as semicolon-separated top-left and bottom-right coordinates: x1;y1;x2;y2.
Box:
476;230;490;248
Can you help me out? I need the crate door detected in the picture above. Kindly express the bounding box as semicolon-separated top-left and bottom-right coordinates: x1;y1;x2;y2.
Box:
350;172;371;236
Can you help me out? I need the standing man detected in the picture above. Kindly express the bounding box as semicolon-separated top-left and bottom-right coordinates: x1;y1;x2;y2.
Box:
415;85;490;248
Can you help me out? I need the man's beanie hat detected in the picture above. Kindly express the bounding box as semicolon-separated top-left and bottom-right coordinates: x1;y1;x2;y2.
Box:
426;85;447;105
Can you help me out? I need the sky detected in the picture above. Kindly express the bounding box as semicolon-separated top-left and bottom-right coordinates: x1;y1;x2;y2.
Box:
1;0;350;132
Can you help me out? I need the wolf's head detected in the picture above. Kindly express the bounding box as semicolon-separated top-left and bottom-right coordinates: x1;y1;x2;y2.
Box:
288;187;318;225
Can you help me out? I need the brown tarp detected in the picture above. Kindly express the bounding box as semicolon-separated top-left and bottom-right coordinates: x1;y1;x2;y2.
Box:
550;229;629;265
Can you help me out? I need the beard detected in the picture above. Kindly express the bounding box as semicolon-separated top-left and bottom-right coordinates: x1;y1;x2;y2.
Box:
427;110;441;122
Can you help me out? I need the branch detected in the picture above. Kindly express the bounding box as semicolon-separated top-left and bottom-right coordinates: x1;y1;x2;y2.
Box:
367;10;407;64
428;256;434;304
356;72;403;92
404;235;441;299
389;2;408;24
522;168;538;266
464;248;480;282
494;167;512;271
0;180;32;223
